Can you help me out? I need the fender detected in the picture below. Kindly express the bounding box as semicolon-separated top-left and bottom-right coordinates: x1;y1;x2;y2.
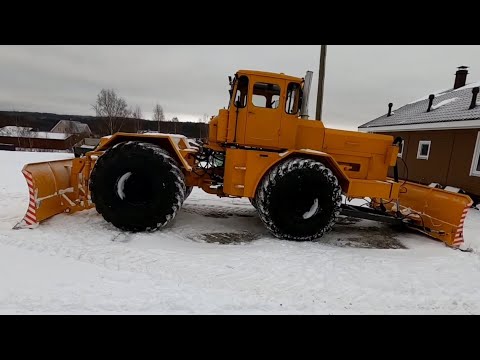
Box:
95;132;195;171
242;149;351;199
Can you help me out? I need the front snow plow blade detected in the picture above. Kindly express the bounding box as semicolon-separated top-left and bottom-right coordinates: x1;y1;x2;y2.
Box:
14;157;94;229
376;181;473;248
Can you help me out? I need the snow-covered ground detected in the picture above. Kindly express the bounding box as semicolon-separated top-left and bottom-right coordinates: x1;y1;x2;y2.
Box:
1;150;480;314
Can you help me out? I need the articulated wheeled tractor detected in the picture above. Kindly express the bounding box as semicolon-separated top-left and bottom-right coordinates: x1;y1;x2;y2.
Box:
15;70;473;249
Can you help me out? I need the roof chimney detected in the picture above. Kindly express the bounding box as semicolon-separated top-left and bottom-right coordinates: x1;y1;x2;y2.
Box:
427;94;435;112
469;87;479;110
387;103;393;117
454;66;469;89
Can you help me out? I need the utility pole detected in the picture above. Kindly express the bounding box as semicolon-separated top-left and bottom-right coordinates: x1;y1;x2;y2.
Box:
316;45;327;120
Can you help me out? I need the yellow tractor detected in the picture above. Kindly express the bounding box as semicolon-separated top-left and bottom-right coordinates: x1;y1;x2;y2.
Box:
15;69;473;248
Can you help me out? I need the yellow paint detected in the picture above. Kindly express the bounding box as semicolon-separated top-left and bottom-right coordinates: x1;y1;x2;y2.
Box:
97;132;193;171
19;69;472;248
377;180;473;246
347;179;400;199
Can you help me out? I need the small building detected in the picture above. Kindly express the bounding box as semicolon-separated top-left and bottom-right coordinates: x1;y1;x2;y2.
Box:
51;120;92;137
359;66;480;201
0;126;81;151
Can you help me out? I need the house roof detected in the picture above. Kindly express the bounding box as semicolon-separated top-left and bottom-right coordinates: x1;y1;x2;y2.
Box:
359;81;480;132
31;132;70;140
51;120;91;134
0;126;73;140
0;129;70;140
0;126;33;132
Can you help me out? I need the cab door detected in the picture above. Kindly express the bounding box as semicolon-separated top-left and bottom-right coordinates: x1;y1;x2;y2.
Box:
244;78;284;148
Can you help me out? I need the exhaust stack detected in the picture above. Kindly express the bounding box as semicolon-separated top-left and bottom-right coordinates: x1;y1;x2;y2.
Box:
300;71;313;119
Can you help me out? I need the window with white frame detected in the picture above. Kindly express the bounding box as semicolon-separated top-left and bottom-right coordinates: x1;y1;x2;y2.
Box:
397;139;405;158
417;140;431;160
470;132;480;177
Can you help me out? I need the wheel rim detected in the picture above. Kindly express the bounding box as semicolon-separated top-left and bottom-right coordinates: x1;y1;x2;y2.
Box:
115;170;155;206
267;168;337;237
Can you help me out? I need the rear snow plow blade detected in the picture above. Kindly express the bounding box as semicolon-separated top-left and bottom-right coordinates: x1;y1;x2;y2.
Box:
375;181;473;248
14;157;94;229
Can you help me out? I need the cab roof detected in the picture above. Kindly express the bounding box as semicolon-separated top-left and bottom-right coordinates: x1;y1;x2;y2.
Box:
236;70;303;83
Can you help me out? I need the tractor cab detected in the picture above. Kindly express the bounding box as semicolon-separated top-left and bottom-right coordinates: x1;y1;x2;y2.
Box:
208;70;306;150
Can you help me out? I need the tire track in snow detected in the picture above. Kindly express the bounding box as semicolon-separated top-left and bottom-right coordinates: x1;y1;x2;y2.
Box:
2;186;480;313
0;206;343;309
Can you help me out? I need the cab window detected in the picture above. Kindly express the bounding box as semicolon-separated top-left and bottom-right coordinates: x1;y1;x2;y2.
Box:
285;82;300;114
252;82;281;109
233;76;249;108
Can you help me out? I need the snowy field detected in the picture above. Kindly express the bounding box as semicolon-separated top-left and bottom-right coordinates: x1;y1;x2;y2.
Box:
1;150;480;314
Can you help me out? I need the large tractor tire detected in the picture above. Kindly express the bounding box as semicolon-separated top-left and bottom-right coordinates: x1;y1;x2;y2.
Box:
184;186;193;201
255;158;342;241
90;141;186;232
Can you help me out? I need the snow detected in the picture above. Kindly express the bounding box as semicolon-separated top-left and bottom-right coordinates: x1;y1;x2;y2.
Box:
431;98;459;110
303;198;319;219
1;150;480;314
142;132;183;138
300;149;328;156
407;87;451;104
453;81;480;92
116;172;132;200
33;132;70;140
141;132;186;139
0;127;69;140
0;126;33;132
444;186;462;193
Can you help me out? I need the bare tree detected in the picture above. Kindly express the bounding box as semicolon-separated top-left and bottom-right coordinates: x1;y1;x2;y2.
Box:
132;105;142;120
130;105;143;133
13;126;35;150
10;113;35;150
152;104;165;132
14;113;23;149
171;116;179;134
92;89;130;135
198;117;203;138
26;129;37;151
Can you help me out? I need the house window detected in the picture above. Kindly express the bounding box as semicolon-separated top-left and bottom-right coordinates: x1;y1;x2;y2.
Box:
252;83;281;109
397;139;405;158
470;132;480;177
417;140;431;160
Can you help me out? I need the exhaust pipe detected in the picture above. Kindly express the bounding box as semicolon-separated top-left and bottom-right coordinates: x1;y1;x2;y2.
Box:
300;71;313;119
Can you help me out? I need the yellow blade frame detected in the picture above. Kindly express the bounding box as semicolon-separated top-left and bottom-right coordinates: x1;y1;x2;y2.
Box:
376;180;473;248
14;157;94;229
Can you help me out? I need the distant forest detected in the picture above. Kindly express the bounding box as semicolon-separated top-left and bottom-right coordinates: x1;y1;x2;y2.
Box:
0;111;210;139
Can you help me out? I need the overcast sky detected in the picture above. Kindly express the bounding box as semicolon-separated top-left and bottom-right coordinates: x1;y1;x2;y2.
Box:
0;45;479;130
